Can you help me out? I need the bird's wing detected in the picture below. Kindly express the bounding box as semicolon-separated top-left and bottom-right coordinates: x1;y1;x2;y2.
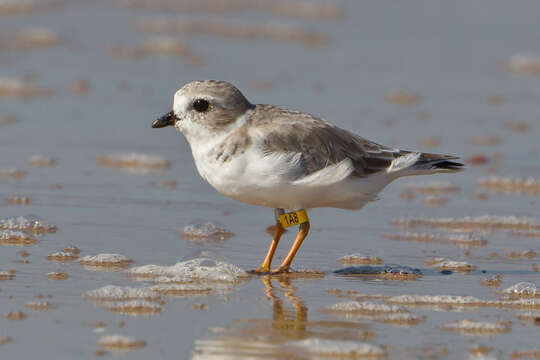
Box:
248;105;404;181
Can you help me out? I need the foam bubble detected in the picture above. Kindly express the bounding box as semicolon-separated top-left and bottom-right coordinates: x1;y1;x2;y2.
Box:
150;284;213;296
469;345;494;357
385;91;420;105
180;221;233;240
4;196;30;205
504;121;530;133
441;320;509;334
283;338;386;358
105;300;163;315
468;135;500;146
18;250;29;257
0;230;36;246
515;311;540;321
11;27;60;48
126;257;248;283
481;275;502;287
46;251;79;261
502;282;540;298
79;254;133;268
510;350;540;359
427;259;477;272
337;253;383;265
321;301;422;326
125;264;166;278
478;176;540;195
63;246;80;254
506;53;540;75
467;154;490;165
25;154;55;167
83;285;162;302
45;272;68;280
3;311;27;321
387;295;538;310
0;78;53;98
0;168;26;180
139;36;205;65
505;250;537;259
0;269;15;280
388;295;488;306
190;303;207;311
97;334;146;350
375;312;422;326
97;153;170;173
321;301;407;315
423;196;448;207
151;275;198;284
499;298;540;309
25;301;56;311
0;216;56;233
353;294;391;301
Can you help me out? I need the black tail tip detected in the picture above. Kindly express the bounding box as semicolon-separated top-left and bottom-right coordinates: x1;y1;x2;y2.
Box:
432;160;465;171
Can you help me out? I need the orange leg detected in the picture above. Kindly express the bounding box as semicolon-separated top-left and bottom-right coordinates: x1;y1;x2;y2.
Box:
271;221;310;274
250;221;285;274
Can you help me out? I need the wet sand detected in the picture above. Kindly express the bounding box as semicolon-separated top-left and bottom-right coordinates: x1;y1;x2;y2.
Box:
0;0;539;359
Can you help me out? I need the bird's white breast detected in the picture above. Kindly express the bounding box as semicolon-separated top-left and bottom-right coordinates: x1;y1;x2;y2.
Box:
191;139;294;207
178;109;278;205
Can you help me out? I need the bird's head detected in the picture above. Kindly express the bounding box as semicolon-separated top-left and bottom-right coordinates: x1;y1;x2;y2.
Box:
152;80;252;141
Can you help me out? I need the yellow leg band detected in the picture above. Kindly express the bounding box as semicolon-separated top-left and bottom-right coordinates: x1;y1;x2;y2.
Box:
279;209;309;228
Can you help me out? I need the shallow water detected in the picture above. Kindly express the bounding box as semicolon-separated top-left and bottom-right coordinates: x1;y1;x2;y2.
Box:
1;0;539;359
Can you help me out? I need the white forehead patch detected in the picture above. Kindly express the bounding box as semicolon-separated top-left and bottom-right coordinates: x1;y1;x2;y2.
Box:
173;91;190;115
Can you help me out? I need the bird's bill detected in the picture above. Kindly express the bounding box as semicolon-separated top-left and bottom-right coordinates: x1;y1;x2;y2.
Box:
152;111;177;128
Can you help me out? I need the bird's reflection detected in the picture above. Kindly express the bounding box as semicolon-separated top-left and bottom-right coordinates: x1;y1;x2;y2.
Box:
261;275;308;336
192;274;371;359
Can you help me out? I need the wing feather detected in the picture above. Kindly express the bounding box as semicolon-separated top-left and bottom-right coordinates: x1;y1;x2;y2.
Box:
248;105;402;179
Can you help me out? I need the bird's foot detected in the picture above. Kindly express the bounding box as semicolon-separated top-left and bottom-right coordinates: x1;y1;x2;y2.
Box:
248;266;291;275
248;267;270;275
269;266;290;275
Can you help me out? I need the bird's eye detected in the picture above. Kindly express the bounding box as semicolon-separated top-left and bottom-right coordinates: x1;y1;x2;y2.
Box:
193;99;210;112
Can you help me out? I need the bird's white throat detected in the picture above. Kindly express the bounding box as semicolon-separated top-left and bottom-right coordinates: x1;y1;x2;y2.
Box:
176;108;253;148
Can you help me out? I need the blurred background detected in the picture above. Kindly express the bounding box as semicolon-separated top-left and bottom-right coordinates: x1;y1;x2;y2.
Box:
0;0;539;359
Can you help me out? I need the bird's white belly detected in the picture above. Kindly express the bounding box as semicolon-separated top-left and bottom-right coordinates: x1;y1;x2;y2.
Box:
193;150;293;208
192;149;391;211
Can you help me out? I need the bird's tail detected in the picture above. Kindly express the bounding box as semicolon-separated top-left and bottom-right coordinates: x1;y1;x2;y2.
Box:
388;151;464;178
413;152;464;173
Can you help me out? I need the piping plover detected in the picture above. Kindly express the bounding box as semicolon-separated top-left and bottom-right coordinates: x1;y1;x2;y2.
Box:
153;80;463;274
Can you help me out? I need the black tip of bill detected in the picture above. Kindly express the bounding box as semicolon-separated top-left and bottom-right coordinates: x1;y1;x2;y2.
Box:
152;111;176;128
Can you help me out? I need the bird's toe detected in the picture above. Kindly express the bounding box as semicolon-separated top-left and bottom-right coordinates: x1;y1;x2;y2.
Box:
248;267;271;275
269;267;290;275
